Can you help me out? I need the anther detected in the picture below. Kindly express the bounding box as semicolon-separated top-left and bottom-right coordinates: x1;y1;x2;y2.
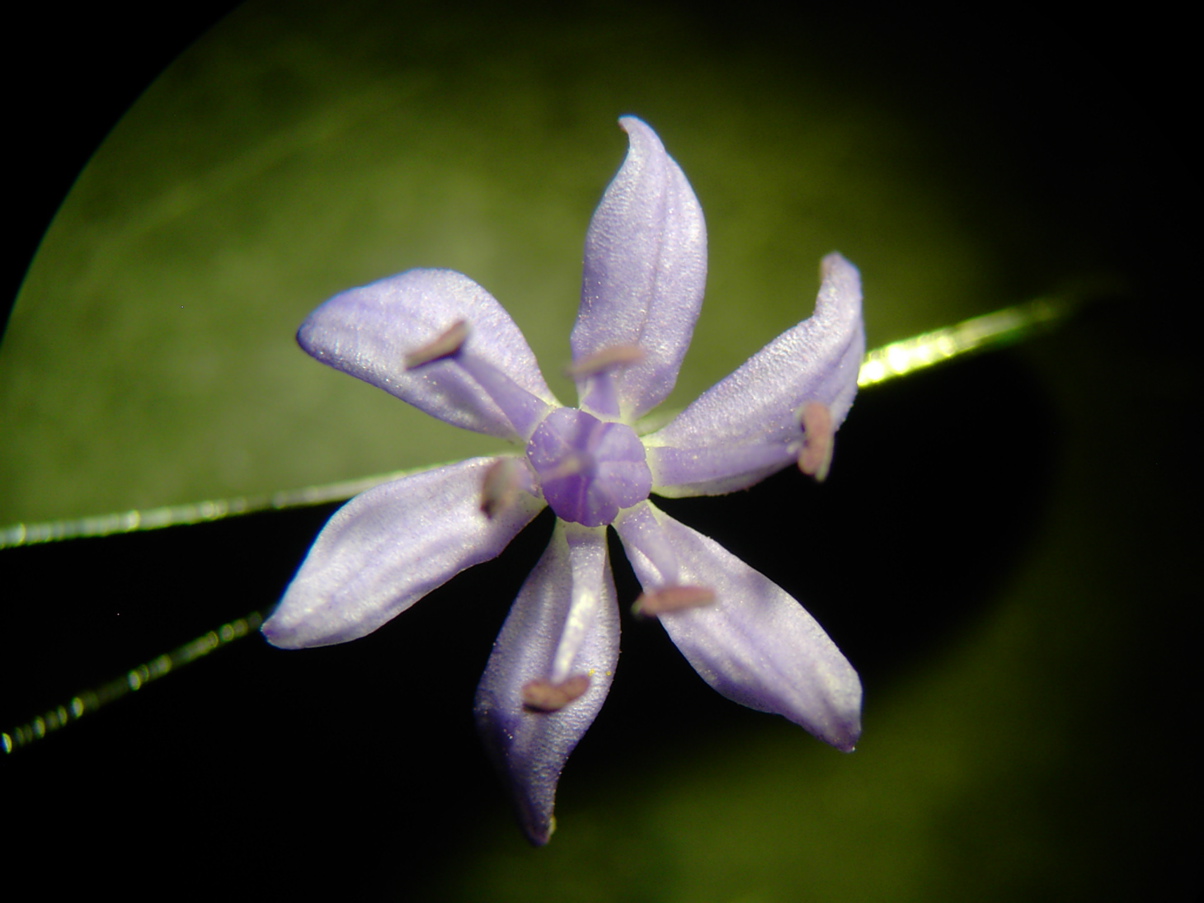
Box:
632;585;716;616
480;458;525;519
404;320;469;369
797;401;835;482
566;344;646;380
521;675;591;712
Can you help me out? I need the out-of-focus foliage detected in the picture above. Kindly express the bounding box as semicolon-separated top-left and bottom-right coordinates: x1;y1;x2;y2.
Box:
2;0;1024;525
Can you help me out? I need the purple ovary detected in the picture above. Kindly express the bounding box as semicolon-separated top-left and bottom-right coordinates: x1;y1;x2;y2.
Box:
526;408;652;527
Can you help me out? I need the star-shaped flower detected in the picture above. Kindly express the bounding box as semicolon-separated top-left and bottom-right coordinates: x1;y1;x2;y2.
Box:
263;116;865;845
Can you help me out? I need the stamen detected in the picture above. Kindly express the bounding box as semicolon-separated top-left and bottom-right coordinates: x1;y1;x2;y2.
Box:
797;401;835;482
480;458;525;519
632;585;716;616
454;353;551;439
521;675;591;712
403;320;469;369
566;344;646;380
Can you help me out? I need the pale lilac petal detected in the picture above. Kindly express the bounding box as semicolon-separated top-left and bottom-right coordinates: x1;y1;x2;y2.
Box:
572;116;707;421
615;502;861;751
644;253;864;496
262;457;544;649
474;522;619;845
299;269;559;440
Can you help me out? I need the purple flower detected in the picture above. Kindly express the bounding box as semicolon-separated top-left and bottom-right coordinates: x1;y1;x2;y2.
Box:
263;117;865;844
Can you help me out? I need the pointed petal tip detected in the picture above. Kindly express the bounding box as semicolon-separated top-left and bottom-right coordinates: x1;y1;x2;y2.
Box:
793;700;860;753
819;252;862;295
614;115;669;168
833;722;862;754
523;815;555;847
814;666;863;753
820;250;855;272
258;608;344;650
779;680;863;754
259;603;369;650
259;617;290;649
818;686;863;753
617;114;651;136
259;610;308;650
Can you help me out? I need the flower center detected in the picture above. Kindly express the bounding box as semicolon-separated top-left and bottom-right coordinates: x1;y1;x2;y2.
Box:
526;409;652;527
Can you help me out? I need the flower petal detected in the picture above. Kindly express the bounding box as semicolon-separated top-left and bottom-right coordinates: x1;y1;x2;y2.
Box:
572;116;707;421
615;502;861;751
299;269;559;440
644;253;864;496
262;457;544;648
474;521;619;845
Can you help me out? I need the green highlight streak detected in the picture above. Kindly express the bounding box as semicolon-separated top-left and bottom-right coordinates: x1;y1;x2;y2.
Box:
2;613;262;755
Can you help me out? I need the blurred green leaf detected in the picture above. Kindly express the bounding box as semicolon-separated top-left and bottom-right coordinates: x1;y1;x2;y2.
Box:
1;0;1015;525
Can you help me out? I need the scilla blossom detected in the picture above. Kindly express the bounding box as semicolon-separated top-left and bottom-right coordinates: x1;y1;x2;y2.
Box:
263;117;865;844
